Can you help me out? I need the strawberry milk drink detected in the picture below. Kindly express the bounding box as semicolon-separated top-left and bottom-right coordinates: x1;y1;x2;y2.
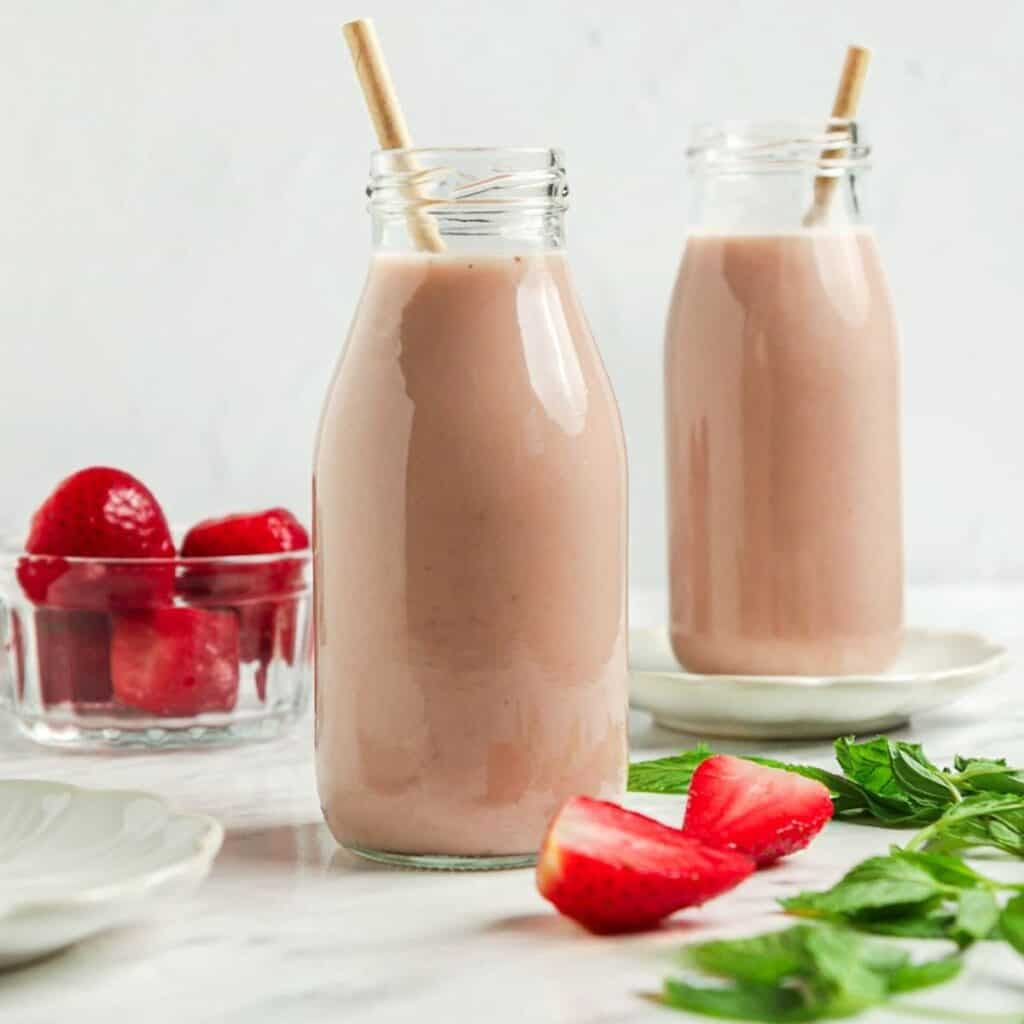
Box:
665;121;903;676
314;148;628;867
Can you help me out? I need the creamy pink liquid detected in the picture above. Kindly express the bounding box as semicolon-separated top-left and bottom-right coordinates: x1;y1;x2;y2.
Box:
314;251;628;857
665;229;903;675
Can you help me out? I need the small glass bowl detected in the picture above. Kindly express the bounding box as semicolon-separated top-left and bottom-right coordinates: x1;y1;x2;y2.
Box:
0;540;311;750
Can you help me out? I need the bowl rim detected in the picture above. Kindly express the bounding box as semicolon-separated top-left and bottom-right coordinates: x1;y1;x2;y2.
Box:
0;533;311;567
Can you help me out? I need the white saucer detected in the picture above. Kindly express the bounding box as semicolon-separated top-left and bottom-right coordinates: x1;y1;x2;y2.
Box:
0;780;223;968
630;627;1010;740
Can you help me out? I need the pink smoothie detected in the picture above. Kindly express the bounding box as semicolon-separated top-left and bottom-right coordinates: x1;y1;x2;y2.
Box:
665;228;903;676
314;251;628;858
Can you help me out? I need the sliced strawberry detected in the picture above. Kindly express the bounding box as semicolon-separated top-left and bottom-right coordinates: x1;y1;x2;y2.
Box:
111;608;239;717
36;609;113;706
178;508;308;697
682;755;834;867
537;796;755;934
17;467;174;609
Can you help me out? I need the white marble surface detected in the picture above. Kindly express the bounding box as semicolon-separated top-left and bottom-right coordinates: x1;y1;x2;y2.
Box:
0;585;1021;1023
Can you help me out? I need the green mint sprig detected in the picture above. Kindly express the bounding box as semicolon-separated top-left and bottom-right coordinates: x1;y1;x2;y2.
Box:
629;736;1024;857
781;847;1024;947
641;734;1024;1019
661;923;962;1021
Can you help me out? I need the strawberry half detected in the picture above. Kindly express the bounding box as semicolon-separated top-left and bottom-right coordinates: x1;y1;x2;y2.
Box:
17;467;174;610
111;608;239;717
682;755;834;867
537;797;755;934
178;509;308;695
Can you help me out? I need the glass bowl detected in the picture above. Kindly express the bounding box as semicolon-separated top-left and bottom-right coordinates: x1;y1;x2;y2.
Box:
0;540;311;750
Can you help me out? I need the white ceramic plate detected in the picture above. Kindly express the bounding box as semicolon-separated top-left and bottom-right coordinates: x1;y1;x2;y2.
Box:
0;780;223;968
630;627;1010;740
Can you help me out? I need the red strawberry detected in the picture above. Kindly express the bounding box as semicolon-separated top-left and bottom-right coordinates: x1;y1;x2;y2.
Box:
682;755;834;866
178;509;308;695
111;608;239;717
36;609;113;706
536;796;755;934
179;508;308;574
18;467;175;610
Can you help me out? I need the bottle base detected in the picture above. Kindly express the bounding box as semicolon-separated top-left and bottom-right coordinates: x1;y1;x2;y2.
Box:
347;845;537;871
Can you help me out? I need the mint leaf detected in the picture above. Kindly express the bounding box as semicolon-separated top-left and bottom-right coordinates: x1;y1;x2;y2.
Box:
888;743;962;806
803;926;889;1014
782;855;945;919
952;756;1024;797
952;889;1000;946
909;793;1024;855
862;910;958;939
835;738;952;825
781;848;1011;943
662;924;962;1021
686;927;814;985
891;848;994;890
887;955;963;993
627;744;713;793
662;978;815;1022
998;894;1024;957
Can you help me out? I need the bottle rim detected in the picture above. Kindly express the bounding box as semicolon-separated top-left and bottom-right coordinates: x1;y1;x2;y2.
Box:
369;145;559;161
688;119;871;175
368;147;569;215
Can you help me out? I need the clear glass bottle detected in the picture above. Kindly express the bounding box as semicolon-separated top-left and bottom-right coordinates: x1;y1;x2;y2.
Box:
314;148;629;868
665;120;903;676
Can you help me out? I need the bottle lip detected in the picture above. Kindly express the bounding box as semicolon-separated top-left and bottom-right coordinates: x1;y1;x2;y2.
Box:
688;118;871;174
370;145;561;161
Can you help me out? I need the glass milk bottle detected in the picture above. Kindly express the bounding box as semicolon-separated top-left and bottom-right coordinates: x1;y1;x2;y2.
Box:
314;148;628;868
665;121;903;676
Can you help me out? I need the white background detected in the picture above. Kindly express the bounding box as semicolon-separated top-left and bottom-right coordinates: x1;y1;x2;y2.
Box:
2;0;1021;589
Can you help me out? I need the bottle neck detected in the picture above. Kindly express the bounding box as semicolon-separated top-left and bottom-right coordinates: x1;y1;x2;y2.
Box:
691;167;870;232
371;206;566;252
687;119;872;232
368;147;569;253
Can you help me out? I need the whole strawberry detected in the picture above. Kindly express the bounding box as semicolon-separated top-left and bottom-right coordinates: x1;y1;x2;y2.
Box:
179;508;308;583
178;508;309;696
17;467;175;609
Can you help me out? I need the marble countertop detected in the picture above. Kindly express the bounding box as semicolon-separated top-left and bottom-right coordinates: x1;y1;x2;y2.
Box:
1;585;1022;1023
